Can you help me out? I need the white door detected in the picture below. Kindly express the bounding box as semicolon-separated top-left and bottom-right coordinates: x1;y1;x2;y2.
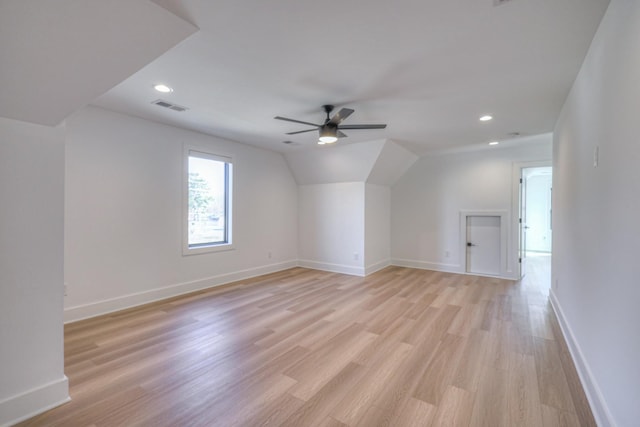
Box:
466;216;501;276
520;173;528;277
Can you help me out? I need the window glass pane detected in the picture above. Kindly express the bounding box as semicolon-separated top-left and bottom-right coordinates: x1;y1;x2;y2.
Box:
188;155;229;247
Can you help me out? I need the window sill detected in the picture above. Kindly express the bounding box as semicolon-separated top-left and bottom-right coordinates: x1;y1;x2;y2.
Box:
183;243;235;256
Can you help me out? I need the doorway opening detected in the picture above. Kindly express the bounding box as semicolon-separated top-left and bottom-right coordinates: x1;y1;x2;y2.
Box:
519;166;552;286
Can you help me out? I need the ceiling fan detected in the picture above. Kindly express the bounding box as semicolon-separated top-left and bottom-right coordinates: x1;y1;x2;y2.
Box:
274;105;387;144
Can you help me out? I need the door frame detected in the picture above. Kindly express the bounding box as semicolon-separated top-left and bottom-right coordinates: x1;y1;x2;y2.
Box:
459;210;508;278
512;160;552;279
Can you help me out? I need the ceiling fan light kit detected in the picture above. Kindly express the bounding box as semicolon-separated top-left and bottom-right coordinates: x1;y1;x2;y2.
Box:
318;124;338;144
275;104;386;145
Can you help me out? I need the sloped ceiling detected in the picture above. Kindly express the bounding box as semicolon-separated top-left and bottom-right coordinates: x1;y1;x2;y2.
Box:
286;140;416;185
1;0;610;156
367;141;419;186
91;0;610;155
286;140;385;185
0;0;197;126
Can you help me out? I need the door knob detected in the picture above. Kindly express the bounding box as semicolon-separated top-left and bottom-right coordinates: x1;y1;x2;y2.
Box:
467;242;476;247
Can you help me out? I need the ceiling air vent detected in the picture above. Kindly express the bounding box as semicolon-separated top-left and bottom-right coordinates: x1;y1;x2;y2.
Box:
493;0;513;6
152;99;188;112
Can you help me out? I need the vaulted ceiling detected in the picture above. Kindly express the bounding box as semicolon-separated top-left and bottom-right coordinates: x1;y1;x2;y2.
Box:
0;1;196;126
1;0;609;155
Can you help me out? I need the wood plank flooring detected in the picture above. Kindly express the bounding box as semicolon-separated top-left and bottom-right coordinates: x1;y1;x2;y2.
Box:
19;256;595;426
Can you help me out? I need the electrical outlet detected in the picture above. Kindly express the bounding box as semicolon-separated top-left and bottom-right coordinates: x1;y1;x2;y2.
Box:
268;251;272;259
554;279;559;290
64;283;68;296
445;250;450;258
353;252;359;261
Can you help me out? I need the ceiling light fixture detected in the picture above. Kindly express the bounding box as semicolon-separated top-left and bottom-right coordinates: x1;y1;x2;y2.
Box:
154;84;173;93
489;141;499;146
318;126;338;144
480;115;493;122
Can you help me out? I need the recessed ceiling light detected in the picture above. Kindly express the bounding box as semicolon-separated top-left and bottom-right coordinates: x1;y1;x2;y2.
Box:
480;115;493;122
489;141;499;146
154;84;173;93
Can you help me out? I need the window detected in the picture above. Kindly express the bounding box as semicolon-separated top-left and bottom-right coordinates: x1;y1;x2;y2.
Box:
184;148;233;254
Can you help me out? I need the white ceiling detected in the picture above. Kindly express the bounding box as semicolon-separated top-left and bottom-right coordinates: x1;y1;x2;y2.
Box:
3;0;609;155
0;0;196;126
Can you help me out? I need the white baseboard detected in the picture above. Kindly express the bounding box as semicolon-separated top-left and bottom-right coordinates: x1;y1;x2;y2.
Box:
550;290;615;427
64;260;298;323
65;256;516;324
390;258;519;280
365;259;392;276
298;259;391;277
297;259;365;277
0;376;69;427
391;258;462;274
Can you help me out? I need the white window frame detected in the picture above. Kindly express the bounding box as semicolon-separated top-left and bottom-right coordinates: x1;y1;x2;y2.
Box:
183;145;234;255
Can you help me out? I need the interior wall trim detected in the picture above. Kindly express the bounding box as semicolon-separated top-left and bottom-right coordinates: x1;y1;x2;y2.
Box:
64;260;298;323
0;376;69;427
390;258;461;274
364;259;392;276
297;259;365;277
550;290;615;427
390;258;519;280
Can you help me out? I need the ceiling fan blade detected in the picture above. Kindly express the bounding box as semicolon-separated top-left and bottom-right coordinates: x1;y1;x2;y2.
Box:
329;108;354;125
339;124;387;130
286;128;318;135
274;116;321;127
337;130;348;138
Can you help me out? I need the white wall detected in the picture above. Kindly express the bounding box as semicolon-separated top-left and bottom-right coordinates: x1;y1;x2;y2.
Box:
552;1;640;425
63;106;298;321
290;140;413;277
298;182;365;275
365;184;391;274
0;118;69;425
391;137;551;278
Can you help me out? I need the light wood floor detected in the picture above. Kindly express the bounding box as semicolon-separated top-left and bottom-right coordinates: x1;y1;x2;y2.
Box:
20;257;595;426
